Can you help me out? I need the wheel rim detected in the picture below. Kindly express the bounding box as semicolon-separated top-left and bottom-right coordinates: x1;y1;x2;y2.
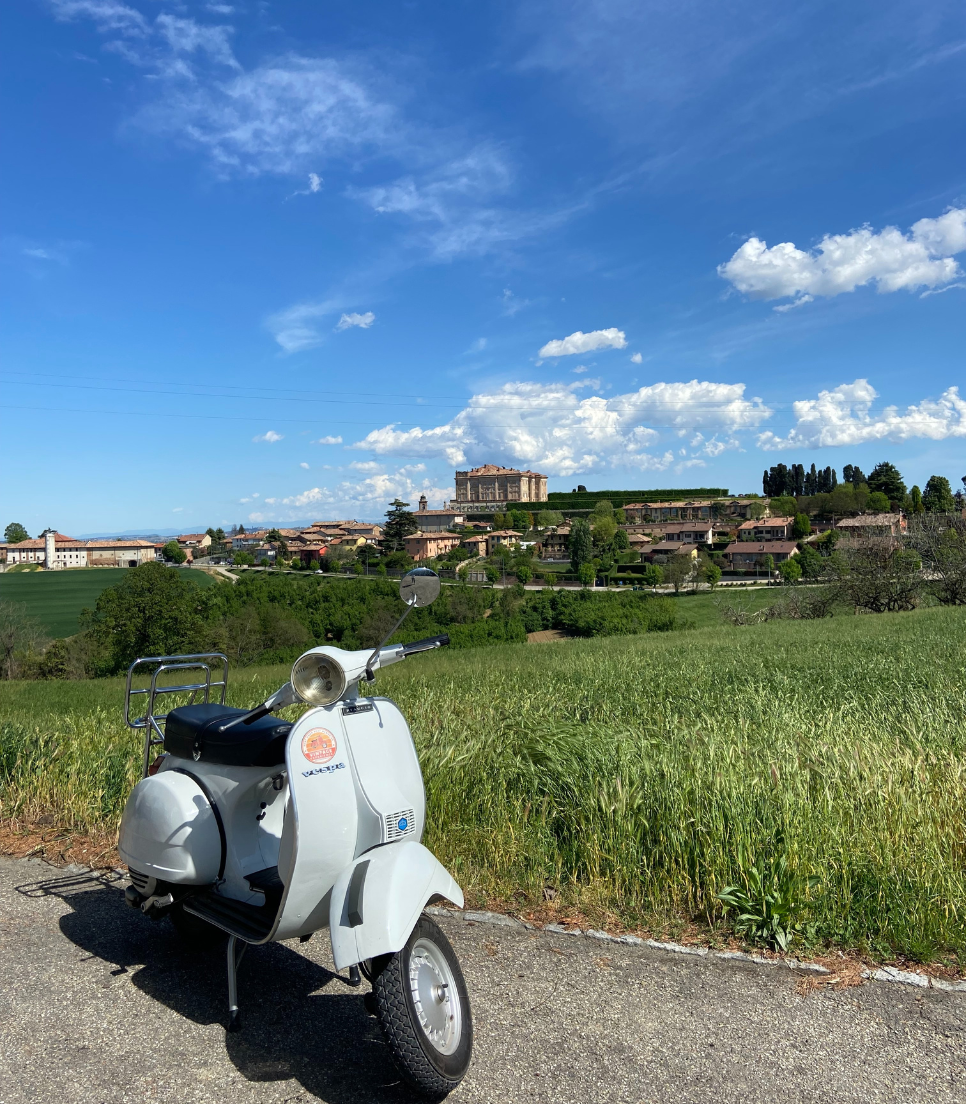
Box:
408;936;463;1056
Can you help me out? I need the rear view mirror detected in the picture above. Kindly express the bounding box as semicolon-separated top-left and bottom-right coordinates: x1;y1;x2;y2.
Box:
399;567;441;608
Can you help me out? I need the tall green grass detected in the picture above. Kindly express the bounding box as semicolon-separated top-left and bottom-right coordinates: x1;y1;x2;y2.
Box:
2;606;965;960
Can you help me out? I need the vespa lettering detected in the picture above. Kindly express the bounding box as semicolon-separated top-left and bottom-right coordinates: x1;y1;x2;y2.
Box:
302;761;347;778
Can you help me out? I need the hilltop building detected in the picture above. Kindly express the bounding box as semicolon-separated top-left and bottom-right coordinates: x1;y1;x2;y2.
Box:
3;529;157;569
451;465;547;511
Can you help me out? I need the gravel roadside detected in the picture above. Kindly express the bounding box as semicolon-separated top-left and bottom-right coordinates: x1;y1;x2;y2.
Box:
0;856;962;1104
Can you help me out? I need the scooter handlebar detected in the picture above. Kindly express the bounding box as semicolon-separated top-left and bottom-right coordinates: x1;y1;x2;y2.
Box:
399;633;450;656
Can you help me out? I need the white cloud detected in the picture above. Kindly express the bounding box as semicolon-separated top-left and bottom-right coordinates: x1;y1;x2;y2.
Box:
349;379;771;477
335;311;376;331
300;462;310;469
538;328;627;358
253;430;283;443
277;470;450;516
50;1;148;36
465;337;487;354
266;300;337;353
314;435;343;445
719;207;966;306
757;379;966;449
630;352;643;364
172;506;183;512
572;364;588;374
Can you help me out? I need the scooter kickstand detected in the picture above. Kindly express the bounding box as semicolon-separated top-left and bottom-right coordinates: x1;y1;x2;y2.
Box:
226;935;248;1032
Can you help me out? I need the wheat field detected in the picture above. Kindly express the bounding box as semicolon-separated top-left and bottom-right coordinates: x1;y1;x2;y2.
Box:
2;605;965;961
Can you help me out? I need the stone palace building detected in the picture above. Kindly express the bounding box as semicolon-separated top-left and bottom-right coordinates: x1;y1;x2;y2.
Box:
451;464;548;511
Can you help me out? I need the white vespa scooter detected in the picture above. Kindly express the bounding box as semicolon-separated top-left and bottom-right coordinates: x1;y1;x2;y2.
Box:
118;568;472;1099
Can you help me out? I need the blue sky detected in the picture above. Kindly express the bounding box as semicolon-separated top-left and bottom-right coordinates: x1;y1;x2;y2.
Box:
3;0;965;532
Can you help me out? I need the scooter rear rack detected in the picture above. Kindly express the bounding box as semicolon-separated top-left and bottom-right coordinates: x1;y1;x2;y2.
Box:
124;653;229;778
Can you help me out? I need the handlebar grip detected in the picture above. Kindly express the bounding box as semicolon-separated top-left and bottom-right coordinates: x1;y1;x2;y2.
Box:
400;633;450;655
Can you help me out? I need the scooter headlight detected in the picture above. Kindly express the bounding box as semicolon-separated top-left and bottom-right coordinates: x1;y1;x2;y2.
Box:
291;651;346;705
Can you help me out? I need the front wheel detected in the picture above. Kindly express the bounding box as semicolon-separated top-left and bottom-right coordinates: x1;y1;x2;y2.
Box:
370;915;472;1100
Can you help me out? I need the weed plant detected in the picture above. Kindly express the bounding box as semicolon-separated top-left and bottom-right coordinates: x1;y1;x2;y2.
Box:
1;605;965;960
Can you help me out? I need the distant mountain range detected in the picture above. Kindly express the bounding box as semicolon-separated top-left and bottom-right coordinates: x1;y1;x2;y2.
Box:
74;521;321;540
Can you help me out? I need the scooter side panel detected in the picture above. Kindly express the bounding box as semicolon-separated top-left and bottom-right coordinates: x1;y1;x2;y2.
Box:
328;840;464;971
273;706;359;941
342;697;426;846
118;772;222;884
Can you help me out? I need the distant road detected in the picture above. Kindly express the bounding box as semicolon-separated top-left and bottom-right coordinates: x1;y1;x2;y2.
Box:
1;856;962;1104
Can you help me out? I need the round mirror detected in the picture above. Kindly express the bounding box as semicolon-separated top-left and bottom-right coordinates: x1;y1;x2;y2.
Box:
399;566;441;608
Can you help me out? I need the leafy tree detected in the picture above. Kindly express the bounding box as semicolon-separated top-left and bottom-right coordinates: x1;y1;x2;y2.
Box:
591;515;617;547
568;519;593;573
491;512;509;530
613;527;630;552
922;475;955;513
908;485;924;514
591;500;614;520
769;495;798;517
516;564;533;586
4;522;28;544
748;501;767;520
84;562;210;675
381;499;419;552
0;600;46;679
577;562;596;587
614;508;626;524
907;516;966;605
792;513;811;538
778;558;802;583
867;461;906;503
162;540;187;564
663;555;692;594
265;528;289;555
842;464;867;487
796;544;825;579
867;491;891;513
829;534;922;613
536;510;564;528
703;561;722;591
509;509;533;531
762;554;775;576
641;564;663;588
233;551;255;566
484;564;500;583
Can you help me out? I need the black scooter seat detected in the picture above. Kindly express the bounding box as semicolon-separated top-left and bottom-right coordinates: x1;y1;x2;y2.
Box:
164;704;291;768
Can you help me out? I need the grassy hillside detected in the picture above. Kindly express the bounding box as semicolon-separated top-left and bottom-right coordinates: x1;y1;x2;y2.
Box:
2;604;965;961
0;566;216;638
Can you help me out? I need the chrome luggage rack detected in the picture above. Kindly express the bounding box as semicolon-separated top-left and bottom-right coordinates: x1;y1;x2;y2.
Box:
125;653;229;778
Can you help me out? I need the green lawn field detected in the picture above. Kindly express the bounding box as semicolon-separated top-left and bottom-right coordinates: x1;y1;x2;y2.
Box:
0;567;217;638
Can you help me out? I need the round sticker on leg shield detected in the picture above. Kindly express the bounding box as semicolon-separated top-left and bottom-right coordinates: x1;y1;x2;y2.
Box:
301;728;338;764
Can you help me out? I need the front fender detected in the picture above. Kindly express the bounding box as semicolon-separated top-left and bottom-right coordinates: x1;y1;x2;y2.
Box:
329;840;463;971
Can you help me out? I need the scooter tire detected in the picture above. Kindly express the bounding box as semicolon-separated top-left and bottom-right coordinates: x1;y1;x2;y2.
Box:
370;915;472;1101
168;902;226;948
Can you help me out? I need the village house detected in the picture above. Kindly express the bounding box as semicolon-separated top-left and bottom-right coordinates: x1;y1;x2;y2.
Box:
403;532;463;562
5;530;157;569
725;541;799;570
86;538;157;567
648;541;700;563
460;534;489;558
451;464;547;510
624;500;715;523
537;525;570;559
177;533;212;550
485;530;524;555
413;496;466;532
834;513;907;537
625;498;766;524
231;530;268;550
5;531;87;568
737;516;796;541
645;522;714;545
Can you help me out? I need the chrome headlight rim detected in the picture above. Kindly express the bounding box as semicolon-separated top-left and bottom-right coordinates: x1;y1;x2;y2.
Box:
291;650;347;706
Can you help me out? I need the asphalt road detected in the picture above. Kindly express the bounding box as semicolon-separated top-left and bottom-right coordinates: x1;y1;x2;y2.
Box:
0;856;963;1104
